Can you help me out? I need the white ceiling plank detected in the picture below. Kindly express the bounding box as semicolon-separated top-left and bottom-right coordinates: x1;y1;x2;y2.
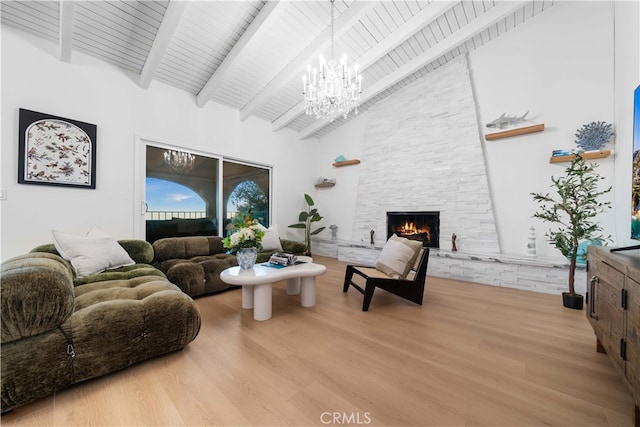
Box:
196;1;281;109
58;1;75;62
239;1;377;121
139;0;188;89
297;0;529;140
272;0;456;132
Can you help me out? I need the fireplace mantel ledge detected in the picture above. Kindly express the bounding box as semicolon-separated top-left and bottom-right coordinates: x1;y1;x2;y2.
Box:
433;249;585;270
312;238;585;271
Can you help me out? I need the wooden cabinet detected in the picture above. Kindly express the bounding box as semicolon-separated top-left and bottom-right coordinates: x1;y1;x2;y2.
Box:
587;246;640;424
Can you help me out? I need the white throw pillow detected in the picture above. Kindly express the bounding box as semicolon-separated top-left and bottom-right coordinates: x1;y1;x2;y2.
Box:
376;234;422;279
261;225;283;252
52;226;135;277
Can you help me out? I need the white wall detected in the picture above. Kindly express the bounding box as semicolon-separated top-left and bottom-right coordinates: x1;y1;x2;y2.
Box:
0;27;314;260
472;1;616;259
2;1;638;268
317;1;637;261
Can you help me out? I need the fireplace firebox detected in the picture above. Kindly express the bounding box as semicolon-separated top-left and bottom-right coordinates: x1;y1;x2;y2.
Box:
387;211;439;248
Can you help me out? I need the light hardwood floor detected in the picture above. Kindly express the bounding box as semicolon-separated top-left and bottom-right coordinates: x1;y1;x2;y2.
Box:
2;256;634;426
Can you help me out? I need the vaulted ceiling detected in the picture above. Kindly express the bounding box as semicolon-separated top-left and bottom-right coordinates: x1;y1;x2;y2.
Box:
1;0;557;139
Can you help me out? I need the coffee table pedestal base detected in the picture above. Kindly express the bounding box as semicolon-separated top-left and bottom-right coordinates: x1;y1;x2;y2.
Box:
242;283;273;321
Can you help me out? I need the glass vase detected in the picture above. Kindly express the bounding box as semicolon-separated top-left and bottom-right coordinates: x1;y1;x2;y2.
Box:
237;247;258;269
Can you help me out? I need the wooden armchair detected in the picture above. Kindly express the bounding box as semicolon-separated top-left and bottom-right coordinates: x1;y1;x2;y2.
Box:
342;248;430;311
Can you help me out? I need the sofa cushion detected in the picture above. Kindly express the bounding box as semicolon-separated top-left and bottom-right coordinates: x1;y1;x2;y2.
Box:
154;254;237;296
261;226;283;252
71;263;166;286
51;226;135;277
31;239;154;265
153;236;226;261
1;253;75;344
1;275;201;411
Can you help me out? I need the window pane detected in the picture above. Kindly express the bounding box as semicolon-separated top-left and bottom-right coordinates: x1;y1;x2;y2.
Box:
145;145;219;243
223;160;270;234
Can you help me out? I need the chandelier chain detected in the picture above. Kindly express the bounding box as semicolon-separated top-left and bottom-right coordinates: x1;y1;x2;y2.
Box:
330;0;334;59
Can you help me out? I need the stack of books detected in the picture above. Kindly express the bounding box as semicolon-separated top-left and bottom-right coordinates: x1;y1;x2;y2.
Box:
268;252;298;266
552;149;579;157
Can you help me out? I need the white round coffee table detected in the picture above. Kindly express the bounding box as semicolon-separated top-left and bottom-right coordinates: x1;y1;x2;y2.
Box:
219;258;326;321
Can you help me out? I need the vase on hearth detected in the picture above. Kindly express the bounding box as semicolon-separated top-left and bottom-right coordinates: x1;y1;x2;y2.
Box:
237;247;258;269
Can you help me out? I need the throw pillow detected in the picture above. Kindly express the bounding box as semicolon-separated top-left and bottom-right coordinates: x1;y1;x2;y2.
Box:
52;226;135;277
376;234;422;279
261;225;283;252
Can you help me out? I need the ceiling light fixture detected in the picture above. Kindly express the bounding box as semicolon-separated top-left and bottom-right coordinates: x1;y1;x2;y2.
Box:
164;150;195;173
303;0;362;122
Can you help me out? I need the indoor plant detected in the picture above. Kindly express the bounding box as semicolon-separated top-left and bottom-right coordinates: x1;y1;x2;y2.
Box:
531;153;611;309
222;219;265;269
289;194;325;256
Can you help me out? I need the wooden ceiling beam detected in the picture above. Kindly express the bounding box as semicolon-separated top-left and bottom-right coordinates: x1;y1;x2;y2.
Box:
139;0;188;89
58;1;75;63
298;0;529;140
196;1;281;108
272;0;457;132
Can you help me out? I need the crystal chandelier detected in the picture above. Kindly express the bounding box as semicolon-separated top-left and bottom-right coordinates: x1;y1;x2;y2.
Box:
164;150;195;173
303;0;362;122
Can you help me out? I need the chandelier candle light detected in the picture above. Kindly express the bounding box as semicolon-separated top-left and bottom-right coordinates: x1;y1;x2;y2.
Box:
164;150;195;173
303;0;362;121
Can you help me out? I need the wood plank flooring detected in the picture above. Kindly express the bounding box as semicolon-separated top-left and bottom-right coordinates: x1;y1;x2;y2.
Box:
1;256;634;426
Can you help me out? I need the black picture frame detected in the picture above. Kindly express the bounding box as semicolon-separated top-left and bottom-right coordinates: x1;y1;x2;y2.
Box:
18;108;97;189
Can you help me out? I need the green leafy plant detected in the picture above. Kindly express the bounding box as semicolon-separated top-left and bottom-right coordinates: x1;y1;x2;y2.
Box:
531;154;612;296
289;194;325;255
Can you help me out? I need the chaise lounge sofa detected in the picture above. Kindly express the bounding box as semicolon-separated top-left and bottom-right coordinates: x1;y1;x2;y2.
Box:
1;239;201;413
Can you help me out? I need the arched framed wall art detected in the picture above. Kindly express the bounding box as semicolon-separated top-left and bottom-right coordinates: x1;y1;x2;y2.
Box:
18;108;97;189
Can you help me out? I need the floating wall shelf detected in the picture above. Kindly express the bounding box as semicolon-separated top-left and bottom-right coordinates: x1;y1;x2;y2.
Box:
485;123;545;141
549;150;611;163
315;182;336;188
333;159;360;167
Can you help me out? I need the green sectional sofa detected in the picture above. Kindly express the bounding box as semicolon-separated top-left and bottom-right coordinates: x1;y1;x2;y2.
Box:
152;235;307;297
0;239;201;413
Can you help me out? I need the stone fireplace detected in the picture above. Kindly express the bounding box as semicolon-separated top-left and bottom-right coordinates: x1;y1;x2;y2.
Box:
314;56;580;296
387;211;439;248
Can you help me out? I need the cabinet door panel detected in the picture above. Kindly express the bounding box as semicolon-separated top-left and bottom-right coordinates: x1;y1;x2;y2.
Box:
627;278;640;402
589;257;625;377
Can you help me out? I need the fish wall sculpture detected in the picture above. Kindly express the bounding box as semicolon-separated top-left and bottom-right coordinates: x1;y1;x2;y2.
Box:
486;111;529;129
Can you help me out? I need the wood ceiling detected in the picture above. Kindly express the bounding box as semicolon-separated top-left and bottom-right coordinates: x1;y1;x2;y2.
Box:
1;1;557;139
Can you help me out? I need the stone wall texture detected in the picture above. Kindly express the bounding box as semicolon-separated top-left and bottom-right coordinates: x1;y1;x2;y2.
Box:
353;55;500;254
320;55;576;295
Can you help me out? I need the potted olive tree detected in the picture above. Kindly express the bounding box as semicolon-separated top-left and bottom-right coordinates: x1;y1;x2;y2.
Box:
531;154;611;309
289;194;325;256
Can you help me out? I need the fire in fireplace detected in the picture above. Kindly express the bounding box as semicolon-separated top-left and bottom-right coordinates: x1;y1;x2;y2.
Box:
387;211;440;248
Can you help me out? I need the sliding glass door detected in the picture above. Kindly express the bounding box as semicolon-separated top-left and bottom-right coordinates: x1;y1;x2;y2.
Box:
140;142;271;243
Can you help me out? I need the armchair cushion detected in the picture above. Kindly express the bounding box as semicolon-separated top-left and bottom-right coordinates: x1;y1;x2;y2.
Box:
376;234;422;279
